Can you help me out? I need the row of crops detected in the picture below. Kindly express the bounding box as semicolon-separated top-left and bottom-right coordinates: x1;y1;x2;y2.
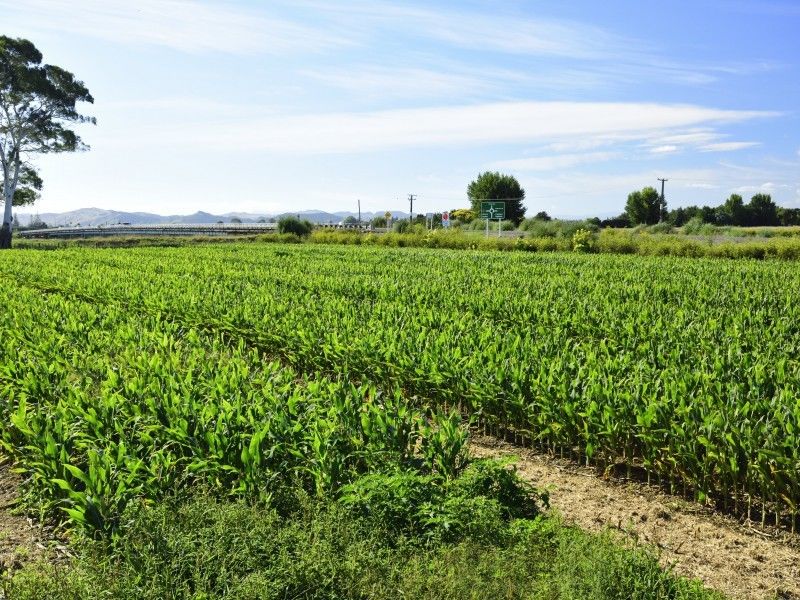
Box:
1;243;799;532
0;273;473;533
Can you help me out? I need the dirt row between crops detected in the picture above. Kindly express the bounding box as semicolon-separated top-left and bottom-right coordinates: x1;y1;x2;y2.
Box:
0;463;40;578
0;460;70;588
471;435;800;600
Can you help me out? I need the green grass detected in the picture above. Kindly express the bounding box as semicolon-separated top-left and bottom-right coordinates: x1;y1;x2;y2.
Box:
6;494;722;600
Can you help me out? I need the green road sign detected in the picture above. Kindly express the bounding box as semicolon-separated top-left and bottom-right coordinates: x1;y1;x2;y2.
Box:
480;201;506;220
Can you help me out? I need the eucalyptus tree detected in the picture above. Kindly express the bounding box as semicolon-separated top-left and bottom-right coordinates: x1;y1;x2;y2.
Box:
0;36;94;248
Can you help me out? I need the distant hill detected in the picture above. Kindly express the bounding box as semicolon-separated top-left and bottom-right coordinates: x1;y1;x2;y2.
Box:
16;207;411;227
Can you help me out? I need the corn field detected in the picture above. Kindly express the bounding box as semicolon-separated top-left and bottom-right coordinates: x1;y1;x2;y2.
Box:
1;243;799;532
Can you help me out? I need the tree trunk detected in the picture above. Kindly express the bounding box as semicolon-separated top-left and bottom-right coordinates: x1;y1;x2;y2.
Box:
0;224;10;249
1;177;14;249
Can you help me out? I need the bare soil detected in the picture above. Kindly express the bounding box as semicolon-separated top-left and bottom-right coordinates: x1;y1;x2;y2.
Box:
471;436;800;600
0;461;66;584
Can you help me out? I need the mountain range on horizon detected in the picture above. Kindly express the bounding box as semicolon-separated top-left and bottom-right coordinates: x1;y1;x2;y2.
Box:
15;207;413;228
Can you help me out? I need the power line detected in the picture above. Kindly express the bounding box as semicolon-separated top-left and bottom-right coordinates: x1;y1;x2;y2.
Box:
462;198;525;202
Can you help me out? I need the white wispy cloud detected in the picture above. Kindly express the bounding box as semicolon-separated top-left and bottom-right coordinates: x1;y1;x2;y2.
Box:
411;11;621;60
649;130;720;146
0;0;350;54
301;66;499;99
295;0;781;93
297;1;626;60
732;182;791;194
137;101;774;154
649;145;680;154
302;62;646;102
489;152;619;171
101;97;275;114
686;182;720;189
643;129;761;154
699;141;761;152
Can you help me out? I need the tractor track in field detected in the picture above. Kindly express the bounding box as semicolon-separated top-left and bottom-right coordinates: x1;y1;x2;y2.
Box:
471;435;800;600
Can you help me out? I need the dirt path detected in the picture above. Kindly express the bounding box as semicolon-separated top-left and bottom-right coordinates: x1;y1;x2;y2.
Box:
471;436;800;600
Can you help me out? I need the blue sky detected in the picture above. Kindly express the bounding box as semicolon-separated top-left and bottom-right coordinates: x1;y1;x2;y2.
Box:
3;0;799;217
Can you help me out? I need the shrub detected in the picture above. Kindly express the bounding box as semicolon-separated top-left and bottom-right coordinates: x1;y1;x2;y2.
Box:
338;459;545;543
681;217;717;236
519;219;598;238
277;216;313;236
647;221;673;234
572;228;595;253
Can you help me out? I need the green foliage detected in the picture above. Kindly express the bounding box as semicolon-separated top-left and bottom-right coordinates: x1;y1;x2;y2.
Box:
392;220;428;234
667;193;787;227
681;216;711;235
625;186;665;225
748;193;779;226
466;218;516;231
4;496;721;600
1;36;94;246
447;458;545;521
277;216;313;236
467;171;527;224
0;241;782;599
10;166;43;207
450;208;476;223
392;219;411;233
3;240;800;551
370;215;387;228
0;36;95;152
571;228;595;252
519;218;598;238
338;458;543;543
17;226;800;259
0;271;476;534
719;194;746;225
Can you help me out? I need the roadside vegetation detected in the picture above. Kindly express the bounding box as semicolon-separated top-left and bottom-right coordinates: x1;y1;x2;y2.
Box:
17;224;800;260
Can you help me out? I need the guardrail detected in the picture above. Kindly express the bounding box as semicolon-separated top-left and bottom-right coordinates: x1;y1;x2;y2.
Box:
17;222;381;239
18;223;281;239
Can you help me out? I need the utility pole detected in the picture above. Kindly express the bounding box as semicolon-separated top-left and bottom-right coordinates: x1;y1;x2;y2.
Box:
357;199;361;227
657;178;668;222
408;194;416;223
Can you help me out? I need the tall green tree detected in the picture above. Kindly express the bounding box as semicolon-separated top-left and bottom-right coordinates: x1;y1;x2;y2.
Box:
625;186;663;225
467;171;526;224
747;193;779;226
719;193;746;226
1;36;94;248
